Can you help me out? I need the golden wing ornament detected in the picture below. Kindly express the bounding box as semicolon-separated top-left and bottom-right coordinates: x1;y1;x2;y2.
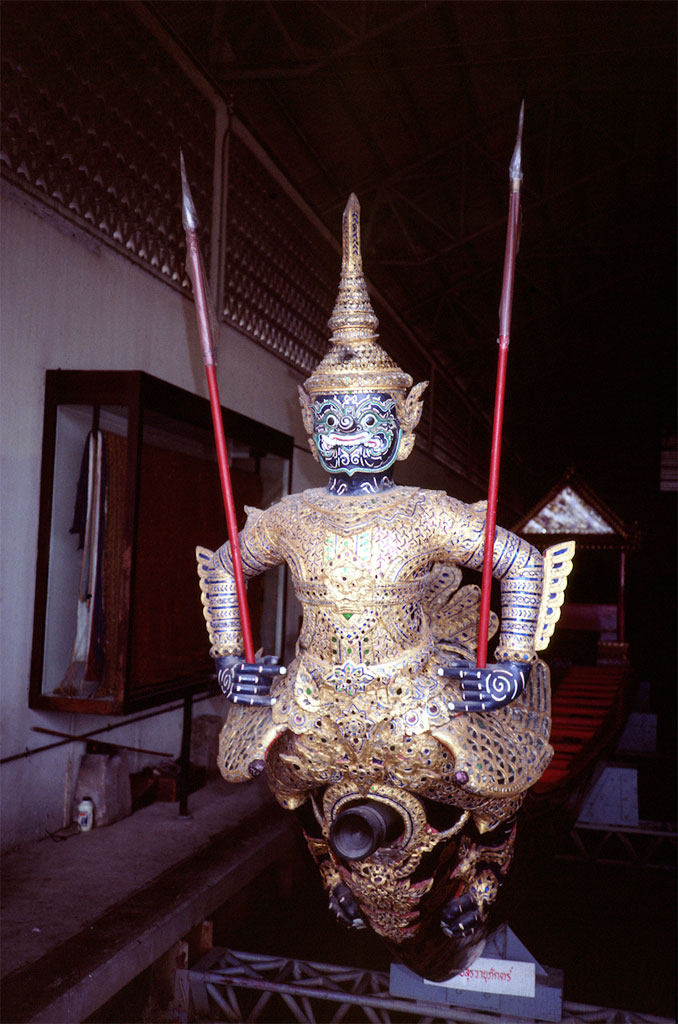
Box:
534;540;576;651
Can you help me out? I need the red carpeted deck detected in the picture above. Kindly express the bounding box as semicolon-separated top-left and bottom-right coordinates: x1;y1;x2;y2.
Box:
535;665;632;793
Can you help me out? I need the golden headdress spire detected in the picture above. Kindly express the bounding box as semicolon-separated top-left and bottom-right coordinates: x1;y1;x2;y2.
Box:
303;194;413;397
327;193;380;345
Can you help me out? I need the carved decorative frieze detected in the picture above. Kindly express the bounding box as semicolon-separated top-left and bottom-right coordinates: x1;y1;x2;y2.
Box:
0;2;213;292
1;2;483;480
224;136;335;375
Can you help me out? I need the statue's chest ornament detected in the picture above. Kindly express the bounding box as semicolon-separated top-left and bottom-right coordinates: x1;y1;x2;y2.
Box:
299;485;422;534
327;660;375;698
276;648;453;773
323;530;376;607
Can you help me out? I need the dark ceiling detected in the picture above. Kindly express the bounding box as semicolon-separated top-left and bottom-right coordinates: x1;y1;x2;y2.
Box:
152;1;676;522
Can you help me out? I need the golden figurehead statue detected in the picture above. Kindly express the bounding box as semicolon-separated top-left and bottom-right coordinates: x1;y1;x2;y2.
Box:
196;194;573;980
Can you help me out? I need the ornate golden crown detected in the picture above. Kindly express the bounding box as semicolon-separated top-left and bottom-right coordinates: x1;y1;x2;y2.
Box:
300;194;428;463
303;194;414;397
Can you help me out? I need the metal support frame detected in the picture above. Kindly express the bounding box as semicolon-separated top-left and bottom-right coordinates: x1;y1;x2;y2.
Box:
175;948;674;1024
557;821;677;870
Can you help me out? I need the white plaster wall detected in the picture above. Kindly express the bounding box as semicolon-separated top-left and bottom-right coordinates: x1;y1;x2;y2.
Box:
0;189;473;850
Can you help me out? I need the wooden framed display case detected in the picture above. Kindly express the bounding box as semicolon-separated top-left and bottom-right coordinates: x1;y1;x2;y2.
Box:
30;370;293;714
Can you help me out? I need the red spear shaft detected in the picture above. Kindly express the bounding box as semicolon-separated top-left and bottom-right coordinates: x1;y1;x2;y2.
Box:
180;153;256;664
476;103;524;670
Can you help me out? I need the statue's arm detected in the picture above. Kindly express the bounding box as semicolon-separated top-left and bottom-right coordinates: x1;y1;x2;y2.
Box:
435;497;543;711
196;506;286;706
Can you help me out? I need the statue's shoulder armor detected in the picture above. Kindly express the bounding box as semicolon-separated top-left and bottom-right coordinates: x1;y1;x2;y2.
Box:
298;485;433;534
413;489;484;526
300;487;329;503
269;492;306;516
244;492;304;537
414;488;477;510
291;488;479;540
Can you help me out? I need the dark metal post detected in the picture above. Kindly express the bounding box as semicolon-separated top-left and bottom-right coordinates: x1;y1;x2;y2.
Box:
618;550;626;643
178;693;193;818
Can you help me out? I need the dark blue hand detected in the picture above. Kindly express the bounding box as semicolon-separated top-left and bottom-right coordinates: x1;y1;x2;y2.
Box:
329;883;366;930
438;660;528;712
215;654;285;707
440;892;481;938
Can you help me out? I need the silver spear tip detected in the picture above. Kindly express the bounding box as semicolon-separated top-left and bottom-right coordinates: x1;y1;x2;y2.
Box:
509;101;524;184
180;150;198;233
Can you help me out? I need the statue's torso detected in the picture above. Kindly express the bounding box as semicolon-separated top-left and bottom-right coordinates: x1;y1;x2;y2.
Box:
220;485;551;830
277;486;445;666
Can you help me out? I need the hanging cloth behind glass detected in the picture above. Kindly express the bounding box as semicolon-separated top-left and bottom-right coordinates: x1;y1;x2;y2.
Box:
59;429;107;695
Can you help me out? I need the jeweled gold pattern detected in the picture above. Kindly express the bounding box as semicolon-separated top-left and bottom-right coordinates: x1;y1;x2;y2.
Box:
317;783;470;942
197;484;552;942
302;196;416;400
196;191;572;975
217;703;284;783
469;868;501;915
327;194;380;346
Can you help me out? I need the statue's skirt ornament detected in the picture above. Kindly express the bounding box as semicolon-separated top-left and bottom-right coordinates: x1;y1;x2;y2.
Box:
190;160;574;979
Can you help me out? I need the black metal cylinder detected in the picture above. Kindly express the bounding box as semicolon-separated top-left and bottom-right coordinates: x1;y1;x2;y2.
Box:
329;800;403;861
